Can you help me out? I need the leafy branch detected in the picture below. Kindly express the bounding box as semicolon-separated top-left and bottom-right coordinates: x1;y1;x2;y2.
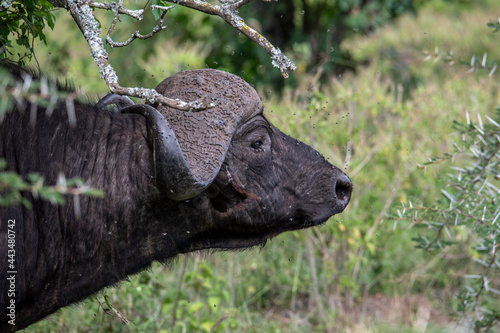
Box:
105;4;172;48
390;110;500;332
0;0;56;63
0;159;105;209
487;18;500;32
423;19;500;78
0;65;88;126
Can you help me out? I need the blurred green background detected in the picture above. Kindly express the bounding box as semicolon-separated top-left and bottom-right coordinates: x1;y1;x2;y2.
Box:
4;0;500;331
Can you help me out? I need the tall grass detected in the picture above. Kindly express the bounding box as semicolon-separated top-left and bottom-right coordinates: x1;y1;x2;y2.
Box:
28;2;500;332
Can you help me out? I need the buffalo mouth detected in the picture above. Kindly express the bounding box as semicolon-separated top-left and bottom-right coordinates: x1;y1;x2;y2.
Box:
178;208;337;253
179;229;272;252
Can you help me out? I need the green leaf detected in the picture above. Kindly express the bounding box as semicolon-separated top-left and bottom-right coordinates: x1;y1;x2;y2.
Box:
188;301;205;314
83;188;106;198
152;0;160;20
103;294;112;310
200;321;215;332
487;21;500;32
208;296;220;309
38;188;66;205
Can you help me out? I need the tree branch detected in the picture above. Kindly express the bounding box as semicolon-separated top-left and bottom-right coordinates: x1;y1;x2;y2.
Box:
105;1;172;48
47;0;295;109
90;1;144;20
170;0;296;78
52;0;211;111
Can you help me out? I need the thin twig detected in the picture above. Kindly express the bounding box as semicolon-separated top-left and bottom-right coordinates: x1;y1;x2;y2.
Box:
210;314;229;332
398;206;492;226
105;2;172;48
344;91;355;169
96;295;130;324
365;178;403;239
90;1;144;20
424;225;444;250
171;0;296;78
475;144;500;183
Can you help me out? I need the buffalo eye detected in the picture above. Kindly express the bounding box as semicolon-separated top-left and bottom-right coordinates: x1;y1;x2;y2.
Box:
251;140;263;150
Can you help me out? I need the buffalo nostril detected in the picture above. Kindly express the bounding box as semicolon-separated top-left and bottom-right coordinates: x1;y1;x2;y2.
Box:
335;173;352;208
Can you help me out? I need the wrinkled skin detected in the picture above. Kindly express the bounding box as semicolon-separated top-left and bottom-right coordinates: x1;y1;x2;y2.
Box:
0;70;351;332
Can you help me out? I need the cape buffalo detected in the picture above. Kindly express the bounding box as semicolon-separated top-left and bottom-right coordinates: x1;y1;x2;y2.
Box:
0;63;351;331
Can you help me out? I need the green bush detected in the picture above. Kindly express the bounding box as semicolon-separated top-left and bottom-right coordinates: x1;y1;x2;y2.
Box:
393;110;500;332
387;18;500;332
0;0;55;63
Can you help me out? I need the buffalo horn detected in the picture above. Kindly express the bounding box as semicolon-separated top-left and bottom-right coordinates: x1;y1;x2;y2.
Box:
121;104;207;200
96;93;135;112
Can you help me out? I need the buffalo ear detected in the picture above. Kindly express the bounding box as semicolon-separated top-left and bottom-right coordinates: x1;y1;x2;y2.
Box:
96;93;135;112
121;104;209;200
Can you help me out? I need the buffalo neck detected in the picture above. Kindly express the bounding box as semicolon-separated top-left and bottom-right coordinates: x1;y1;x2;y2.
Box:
0;103;185;330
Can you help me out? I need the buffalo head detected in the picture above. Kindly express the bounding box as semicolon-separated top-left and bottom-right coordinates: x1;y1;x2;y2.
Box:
122;69;352;250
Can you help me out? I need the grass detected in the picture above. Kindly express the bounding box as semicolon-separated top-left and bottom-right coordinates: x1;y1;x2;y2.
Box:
25;2;500;332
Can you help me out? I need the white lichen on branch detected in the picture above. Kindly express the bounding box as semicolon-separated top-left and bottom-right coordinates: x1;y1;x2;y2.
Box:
65;0;116;83
90;1;144;20
0;0;13;11
270;47;296;77
120;86;213;110
105;1;172;48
